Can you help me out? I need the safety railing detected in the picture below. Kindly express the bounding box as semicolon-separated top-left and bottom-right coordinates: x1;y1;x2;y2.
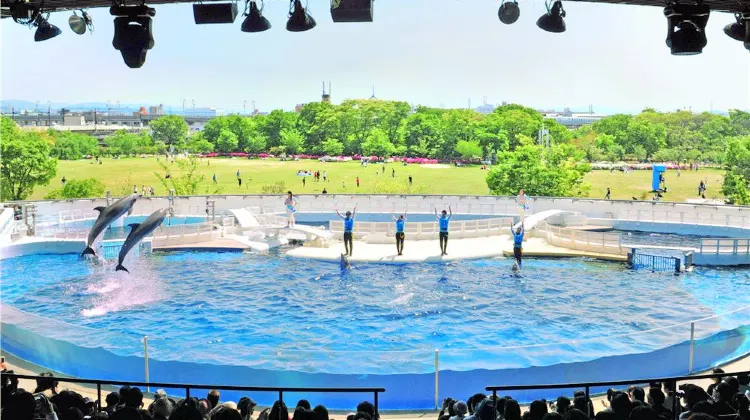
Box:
0;373;385;413
698;238;750;255
151;222;219;247
0;207;16;240
36;209;100;225
329;217;514;241
485;370;750;420
536;222;625;255
627;248;682;272
618;209;750;228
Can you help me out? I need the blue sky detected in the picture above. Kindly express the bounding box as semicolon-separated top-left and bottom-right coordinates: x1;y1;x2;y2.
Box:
2;0;749;113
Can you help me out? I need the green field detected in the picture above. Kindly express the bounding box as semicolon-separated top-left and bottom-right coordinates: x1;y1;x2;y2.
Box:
31;157;726;202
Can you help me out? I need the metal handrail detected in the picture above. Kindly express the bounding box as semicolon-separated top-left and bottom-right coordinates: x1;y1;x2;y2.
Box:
486;370;750;420
0;372;385;412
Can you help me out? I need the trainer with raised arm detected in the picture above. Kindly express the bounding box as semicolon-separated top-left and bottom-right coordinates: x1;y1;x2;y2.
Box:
392;211;407;256
336;207;357;256
435;206;452;256
511;221;525;269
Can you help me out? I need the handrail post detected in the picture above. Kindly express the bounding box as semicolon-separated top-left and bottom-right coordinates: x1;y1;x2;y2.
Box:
97;383;102;410
435;349;439;410
279;390;284;405
688;322;695;374
144;335;150;392
374;391;379;414
585;386;590;418
186;387;190;399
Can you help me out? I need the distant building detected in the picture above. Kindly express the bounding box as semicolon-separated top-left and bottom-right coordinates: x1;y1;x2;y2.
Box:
474;104;496;114
63;115;85;126
149;104;165;116
182;107;223;117
539;106;606;129
295;104;305;113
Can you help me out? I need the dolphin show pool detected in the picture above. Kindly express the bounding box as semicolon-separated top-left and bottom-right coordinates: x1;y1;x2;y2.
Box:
1;195;749;409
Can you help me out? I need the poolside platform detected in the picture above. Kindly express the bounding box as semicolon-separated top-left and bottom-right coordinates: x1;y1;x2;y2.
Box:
286;235;627;263
153;238;249;252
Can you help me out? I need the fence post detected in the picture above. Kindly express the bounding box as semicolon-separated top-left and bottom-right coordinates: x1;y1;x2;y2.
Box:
434;349;439;410
688;322;695;374
106;190;111;206
144;335;150;392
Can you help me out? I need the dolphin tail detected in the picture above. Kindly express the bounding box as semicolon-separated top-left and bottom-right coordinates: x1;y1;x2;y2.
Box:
81;246;96;257
115;264;130;273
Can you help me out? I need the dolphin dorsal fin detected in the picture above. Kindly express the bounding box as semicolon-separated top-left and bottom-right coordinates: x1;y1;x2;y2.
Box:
94;206;106;213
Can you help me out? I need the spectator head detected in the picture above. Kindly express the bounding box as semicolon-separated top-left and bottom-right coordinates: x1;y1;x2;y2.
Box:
238;397;257;419
629;406;658;420
628;387;646;403
649;382;662;390
685;386;710;410
270;400;289;420
168;404;205;420
347;413;356;420
714;382;733;403
357;401;377;420
454;401;469;417
198;399;212;417
297;400;312;410
441;398;456;416
106;392;120;408
563;408;589;420
468;393;487;414
313;404;330;420
109;406;143;420
505;399;522;420
7;389;36;420
574;392;585;398
712;368;725;384
607;389;617;403
475;398;497;420
544;413;564;420
61;407;85;420
691;401;717;417
555;397;571;414
152;396;174;419
611;393;633;420
494;397;507;416
595;412;619;420
647;388;666;407
663;381;677;393
34;371;58;394
208;389;221;409
353;412;373;420
572;397;588;414
738;374;750;387
530;400;549;420
294;407;319;420
119;385;132;405
726;377;740;395
125;386;144;408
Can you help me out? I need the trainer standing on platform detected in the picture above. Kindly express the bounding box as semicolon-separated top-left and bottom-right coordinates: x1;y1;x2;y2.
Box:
435;206;452;256
336;207;357;256
284;191;298;228
392;211;407;256
517;189;528;222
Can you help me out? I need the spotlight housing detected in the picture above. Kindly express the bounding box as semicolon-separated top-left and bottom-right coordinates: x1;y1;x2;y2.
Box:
11;2;39;24
537;0;566;33
498;1;520;24
111;5;156;68
241;0;271;32
723;12;750;51
330;0;374;23
34;14;62;41
193;3;238;24
287;0;316;32
69;10;93;35
664;3;709;55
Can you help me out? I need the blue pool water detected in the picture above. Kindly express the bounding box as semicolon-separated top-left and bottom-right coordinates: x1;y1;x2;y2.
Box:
1;251;748;375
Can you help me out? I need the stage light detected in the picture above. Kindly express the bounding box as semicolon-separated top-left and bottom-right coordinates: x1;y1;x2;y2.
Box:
498;1;520;25
537;0;566;33
330;0;374;23
724;12;750;51
34;15;62;41
69;10;93;35
287;0;316;32
10;2;39;24
193;3;238;24
663;4;709;55
111;4;156;68
241;0;271;32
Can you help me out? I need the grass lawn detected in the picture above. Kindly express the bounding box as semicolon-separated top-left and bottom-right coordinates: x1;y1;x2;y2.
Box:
31;157;726;202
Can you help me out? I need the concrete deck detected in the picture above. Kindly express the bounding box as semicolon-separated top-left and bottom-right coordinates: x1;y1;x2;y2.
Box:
287;235;627;263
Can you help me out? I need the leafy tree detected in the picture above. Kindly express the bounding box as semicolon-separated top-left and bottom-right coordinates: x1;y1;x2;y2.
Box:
258;110;298;148
492;104;544;150
455;140;483;159
44;178;105;199
1;131;58;200
280;128;305;154
186;133;215;154
361;128;396;157
51;132;99;160
321;138;344;156
625;120;666;159
401;112;443;157
722;136;750;205
216;129;239;153
1;116;19;141
150;115;188;149
105;131;152;156
486;144;591;197
154;156;213;195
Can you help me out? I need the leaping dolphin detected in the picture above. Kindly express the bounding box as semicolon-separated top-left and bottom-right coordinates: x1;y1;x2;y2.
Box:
115;208;168;273
82;194;141;257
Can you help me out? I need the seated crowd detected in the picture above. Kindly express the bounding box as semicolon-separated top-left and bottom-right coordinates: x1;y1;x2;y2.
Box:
0;371;381;420
1;369;748;420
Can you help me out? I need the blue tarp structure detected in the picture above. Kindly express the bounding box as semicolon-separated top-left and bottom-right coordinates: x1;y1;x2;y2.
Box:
652;165;666;191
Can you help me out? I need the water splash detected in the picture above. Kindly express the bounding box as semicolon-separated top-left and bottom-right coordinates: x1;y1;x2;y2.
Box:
81;259;164;317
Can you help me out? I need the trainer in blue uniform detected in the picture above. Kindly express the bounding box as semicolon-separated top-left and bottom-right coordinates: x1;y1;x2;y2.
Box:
435;206;452;256
392;211;407;256
511;221;525;268
336;207;357;256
